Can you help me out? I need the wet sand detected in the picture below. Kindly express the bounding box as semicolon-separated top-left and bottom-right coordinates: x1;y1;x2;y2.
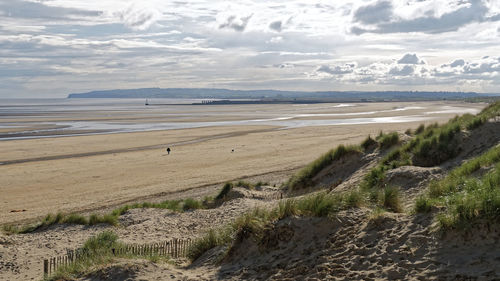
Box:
0;101;486;224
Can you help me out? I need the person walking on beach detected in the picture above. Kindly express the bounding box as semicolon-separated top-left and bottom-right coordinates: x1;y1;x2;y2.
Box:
166;147;171;155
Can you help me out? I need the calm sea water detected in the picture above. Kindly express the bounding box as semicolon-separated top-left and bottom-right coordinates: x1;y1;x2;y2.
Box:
0;99;481;140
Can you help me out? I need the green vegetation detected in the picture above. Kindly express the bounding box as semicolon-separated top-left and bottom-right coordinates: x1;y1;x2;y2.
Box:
465;116;486;130
380;186;402;213
3;212;121;234
214;180;270;201
437;164;500;229
3;197;205;234
361;101;500;193
215;182;234;200
5;178;274;235
414;196;432;213
182;198;203;211
47;231;123;281
188;190;365;261
187;228;233;261
187;207;273;261
361;135;377;150
368;207;388;223
285;144;361;190
414;124;425;135
428;144;500;198
415;144;500;229
46;230;177;280
411;122;461;166
64;214;89;225
377;131;400;149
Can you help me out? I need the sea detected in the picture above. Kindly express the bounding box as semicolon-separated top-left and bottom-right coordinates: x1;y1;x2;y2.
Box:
0;98;482;141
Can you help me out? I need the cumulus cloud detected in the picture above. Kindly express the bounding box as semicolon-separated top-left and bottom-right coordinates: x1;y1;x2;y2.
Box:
317;63;356;75
398;54;424;64
219;14;253;32
352;0;500;34
353;1;393;24
464;60;500;74
450;59;465;67
389;65;415;76
269;20;282;32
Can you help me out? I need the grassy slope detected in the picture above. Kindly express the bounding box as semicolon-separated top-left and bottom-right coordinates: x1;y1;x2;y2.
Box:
416;144;500;229
189;101;500;260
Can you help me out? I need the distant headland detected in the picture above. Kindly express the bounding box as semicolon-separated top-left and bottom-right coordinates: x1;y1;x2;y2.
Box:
67;87;495;102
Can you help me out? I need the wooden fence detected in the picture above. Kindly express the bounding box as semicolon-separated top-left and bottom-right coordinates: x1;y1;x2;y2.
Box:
43;238;192;278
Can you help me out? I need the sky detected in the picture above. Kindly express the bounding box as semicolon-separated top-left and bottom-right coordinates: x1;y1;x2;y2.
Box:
1;0;500;98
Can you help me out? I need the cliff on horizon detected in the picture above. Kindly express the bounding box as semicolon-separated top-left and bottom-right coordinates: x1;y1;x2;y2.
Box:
67;88;481;101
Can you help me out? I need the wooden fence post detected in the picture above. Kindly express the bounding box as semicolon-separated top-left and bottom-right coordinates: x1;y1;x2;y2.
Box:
43;259;48;278
174;238;178;258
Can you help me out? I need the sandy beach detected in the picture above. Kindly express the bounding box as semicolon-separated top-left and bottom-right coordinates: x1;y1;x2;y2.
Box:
0;101;486;225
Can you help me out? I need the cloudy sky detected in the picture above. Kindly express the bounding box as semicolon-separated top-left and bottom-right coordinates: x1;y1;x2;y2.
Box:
1;0;500;98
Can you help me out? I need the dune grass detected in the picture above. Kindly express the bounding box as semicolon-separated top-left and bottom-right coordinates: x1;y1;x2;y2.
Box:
361;135;378;151
47;231;123;281
5;179;262;235
187;190;365;261
411;122;461;166
182;198;203;211
3;212;121;234
428;144;500;198
186;228;233;261
47;230;177;280
436;163;500;230
360;101;500;193
215;182;234;200
380;186;402;213
6;177;269;235
3;198;205;234
414;124;425;135
285;144;361;190
414;144;500;229
414;196;432;213
214;180;270;201
377;131;400;149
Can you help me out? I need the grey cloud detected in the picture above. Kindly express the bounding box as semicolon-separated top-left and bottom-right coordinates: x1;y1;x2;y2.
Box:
269;21;282;32
219;15;253;32
0;0;100;21
450;59;465;67
353;1;393;24
118;5;158;31
464;61;500;74
317;64;354;75
352;0;496;34
389;65;414;76
398;53;423;64
274;63;294;69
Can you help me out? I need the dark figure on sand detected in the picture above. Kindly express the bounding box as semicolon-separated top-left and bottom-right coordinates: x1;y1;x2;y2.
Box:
166;147;171;155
